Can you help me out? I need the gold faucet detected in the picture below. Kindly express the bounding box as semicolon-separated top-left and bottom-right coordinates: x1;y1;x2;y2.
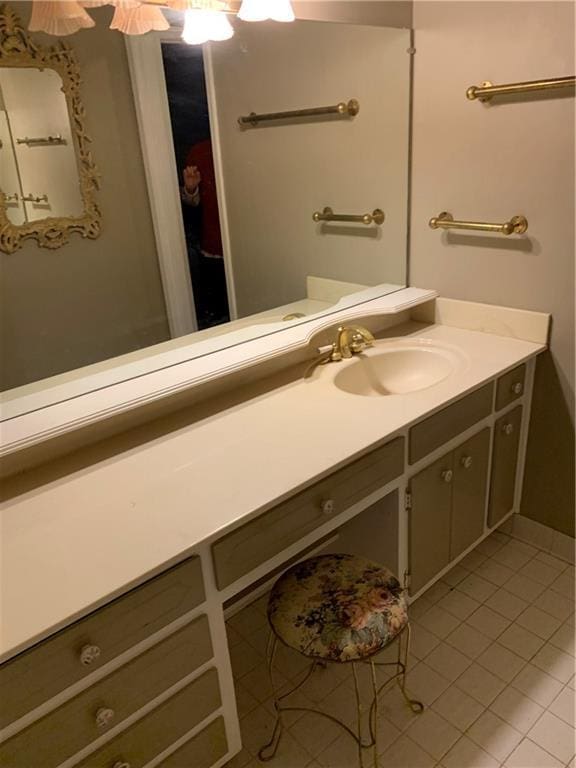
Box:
327;325;375;362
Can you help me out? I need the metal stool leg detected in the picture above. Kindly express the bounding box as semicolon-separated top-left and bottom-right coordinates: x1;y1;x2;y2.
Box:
396;623;424;714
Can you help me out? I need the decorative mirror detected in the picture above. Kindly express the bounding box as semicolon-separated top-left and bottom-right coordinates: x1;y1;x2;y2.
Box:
0;4;100;253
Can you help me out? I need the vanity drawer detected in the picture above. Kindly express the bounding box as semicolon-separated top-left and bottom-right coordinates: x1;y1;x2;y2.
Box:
0;617;212;768
157;716;228;768
213;436;405;589
74;668;221;768
409;383;493;464
496;364;526;411
0;555;204;728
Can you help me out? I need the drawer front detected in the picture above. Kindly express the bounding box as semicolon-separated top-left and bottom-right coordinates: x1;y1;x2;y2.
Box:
74;668;221;768
488;406;523;528
158;716;228;768
0;556;205;729
0;617;212;768
213;437;405;589
408;450;453;595
409;383;493;464
496;364;526;411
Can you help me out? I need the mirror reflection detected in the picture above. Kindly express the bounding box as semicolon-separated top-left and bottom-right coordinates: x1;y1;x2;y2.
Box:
0;3;411;410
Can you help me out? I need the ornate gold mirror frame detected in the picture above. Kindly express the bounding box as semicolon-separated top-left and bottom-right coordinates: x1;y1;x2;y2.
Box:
0;4;101;253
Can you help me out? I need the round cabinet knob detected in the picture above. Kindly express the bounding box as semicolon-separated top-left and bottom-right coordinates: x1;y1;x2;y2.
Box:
502;423;514;436
95;707;115;729
79;644;101;666
441;469;453;483
113;762;131;768
320;499;335;515
511;382;523;395
460;455;473;470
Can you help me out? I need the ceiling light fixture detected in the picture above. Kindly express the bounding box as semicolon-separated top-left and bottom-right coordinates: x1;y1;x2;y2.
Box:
28;1;95;36
237;0;295;23
181;7;233;44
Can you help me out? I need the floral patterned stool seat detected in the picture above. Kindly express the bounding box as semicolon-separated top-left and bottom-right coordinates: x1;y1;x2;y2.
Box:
258;554;423;767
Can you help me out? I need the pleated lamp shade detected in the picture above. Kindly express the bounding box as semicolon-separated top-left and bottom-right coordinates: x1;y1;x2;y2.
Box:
28;1;96;35
110;3;170;34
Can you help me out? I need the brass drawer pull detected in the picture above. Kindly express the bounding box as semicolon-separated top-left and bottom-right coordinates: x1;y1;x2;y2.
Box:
95;707;115;729
460;455;473;470
511;382;523;395
502;423;514;436
441;469;453;483
320;499;335;515
113;762;131;768
79;644;101;666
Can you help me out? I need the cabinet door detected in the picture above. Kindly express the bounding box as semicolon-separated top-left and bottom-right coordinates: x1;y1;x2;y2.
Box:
451;429;490;560
488;406;523;528
409;451;453;595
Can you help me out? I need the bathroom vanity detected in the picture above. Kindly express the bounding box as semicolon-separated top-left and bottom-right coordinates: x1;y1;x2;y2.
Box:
0;292;549;768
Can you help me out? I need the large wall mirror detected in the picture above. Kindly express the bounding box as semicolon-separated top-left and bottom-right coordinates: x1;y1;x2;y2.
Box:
0;2;411;419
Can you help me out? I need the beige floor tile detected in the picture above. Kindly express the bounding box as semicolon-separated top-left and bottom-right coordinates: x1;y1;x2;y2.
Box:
230;639;265;679
504;738;563;768
549;622;576;656
477;535;507;558
425;642;472;682
467;605;510;640
527;710;576;763
455;662;507;706
410;596;435;622
550;570;575;600
224;747;253;768
418;605;461;639
406;709;460;760
442;735;499;768
432;685;485;731
477;642;526;683
446;622;492;659
441;564;470;588
497;623;545;661
405;661;451;706
505;572;547;602
457;574;498;603
547;685;575;727
511;663;563;707
485;588;529;621
520;559;562;587
377;734;436;767
534;551;570;573
489;686;544;734
468;710;523;763
411;622;441;660
475;558;515;587
287;710;343;758
437;589;480;621
517;605;563;641
227;603;269;638
315;731;361;768
424;581;452;605
532;643;576;684
459;550;488;572
538;588;575;622
508;539;539;558
491;544;533;571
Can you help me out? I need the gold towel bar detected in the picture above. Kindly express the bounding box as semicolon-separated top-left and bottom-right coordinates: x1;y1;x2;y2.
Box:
467;76;575;102
429;212;528;236
238;99;359;126
313;207;385;226
16;134;66;146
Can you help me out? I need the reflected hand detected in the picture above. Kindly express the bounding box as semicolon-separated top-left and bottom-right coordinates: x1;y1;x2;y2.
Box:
183;165;201;194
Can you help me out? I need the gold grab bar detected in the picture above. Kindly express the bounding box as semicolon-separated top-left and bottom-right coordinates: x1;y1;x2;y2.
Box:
313;206;385;226
16;134;66;146
466;76;575;102
238;99;359;126
429;211;528;236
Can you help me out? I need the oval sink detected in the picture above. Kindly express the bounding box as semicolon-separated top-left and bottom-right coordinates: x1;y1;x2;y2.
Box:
333;340;466;396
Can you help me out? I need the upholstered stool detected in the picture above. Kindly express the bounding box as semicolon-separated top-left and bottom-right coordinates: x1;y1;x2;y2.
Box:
258;554;423;767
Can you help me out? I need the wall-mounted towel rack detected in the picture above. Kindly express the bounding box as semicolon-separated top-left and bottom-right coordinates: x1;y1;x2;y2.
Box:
429;211;528;236
313;206;385;226
466;76;575;102
238;99;359;127
16;135;66;146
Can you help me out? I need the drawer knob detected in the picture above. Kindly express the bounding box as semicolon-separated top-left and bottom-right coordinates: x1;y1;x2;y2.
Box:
511;382;523;395
95;707;115;729
320;499;335;515
502;422;514;436
460;455;473;470
113;762;131;768
441;469;453;483
79;644;101;666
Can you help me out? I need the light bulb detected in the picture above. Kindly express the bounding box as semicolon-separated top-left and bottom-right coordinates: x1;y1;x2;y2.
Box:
238;0;294;23
182;8;234;44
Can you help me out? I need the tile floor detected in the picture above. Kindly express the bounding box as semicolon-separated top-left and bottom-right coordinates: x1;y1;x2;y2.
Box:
224;529;575;768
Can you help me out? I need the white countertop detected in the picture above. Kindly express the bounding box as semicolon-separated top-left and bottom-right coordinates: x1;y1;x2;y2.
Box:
0;322;544;660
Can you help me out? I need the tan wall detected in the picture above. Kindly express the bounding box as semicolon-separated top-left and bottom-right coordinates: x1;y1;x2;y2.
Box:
410;1;575;536
0;4;169;392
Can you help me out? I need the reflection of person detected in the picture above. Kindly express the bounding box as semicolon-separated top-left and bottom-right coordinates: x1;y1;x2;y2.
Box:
180;138;223;259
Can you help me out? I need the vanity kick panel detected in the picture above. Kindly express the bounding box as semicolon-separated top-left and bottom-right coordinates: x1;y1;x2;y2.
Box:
409;383;493;464
157;716;228;768
0;555;205;729
212;437;405;589
0;617;212;768
73;668;221;768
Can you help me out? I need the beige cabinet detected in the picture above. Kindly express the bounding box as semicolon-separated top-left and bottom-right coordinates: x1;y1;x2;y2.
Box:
408;429;490;595
488;406;523;528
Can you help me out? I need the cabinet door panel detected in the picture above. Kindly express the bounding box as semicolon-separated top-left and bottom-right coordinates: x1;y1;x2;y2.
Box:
451;429;490;560
409;452;453;595
488;406;523;528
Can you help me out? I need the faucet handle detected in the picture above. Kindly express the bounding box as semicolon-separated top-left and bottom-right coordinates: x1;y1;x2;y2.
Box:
348;325;375;353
